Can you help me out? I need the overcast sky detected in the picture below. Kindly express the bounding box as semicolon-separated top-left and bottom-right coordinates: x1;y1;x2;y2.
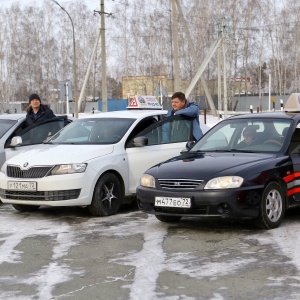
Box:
0;0;114;11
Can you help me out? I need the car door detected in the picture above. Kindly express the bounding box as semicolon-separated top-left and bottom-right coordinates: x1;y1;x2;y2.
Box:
125;115;194;193
289;123;300;201
4;116;71;162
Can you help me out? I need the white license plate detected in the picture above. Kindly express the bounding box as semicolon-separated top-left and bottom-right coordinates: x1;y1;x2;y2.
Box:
155;197;191;208
8;181;37;191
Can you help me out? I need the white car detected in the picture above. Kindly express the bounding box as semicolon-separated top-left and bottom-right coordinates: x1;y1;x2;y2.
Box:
0;114;72;168
0;109;210;216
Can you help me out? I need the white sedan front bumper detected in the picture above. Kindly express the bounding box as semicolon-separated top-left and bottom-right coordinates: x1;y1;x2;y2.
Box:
0;167;97;207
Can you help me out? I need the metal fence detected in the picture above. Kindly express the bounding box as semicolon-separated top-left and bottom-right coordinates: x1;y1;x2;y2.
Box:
163;95;290;113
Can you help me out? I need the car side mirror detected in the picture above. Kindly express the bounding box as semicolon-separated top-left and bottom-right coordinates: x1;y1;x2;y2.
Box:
133;136;148;147
10;136;23;147
185;141;195;150
43;136;52;143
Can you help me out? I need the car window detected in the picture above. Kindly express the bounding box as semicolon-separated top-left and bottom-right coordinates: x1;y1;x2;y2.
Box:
50;118;135;144
4;117;70;148
125;117;158;144
289;123;300;154
128;115;193;147
0;119;17;138
17;119;68;146
192;119;292;152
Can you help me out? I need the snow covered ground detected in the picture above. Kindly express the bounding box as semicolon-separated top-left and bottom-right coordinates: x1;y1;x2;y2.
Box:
1;206;300;299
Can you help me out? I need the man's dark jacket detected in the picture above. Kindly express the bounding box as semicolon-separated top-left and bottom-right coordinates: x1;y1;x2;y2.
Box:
26;104;55;127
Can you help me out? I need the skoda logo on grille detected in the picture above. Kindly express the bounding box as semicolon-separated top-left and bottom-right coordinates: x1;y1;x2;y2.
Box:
23;162;29;168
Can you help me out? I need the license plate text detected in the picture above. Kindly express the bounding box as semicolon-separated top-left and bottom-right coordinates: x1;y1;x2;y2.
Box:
155;197;191;208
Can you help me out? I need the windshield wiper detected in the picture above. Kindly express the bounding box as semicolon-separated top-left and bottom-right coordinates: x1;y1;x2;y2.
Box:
230;149;257;153
189;149;230;153
189;149;257;153
214;149;234;152
188;150;205;153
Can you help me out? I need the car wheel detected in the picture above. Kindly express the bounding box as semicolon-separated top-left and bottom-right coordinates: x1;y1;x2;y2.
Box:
88;173;122;217
255;182;285;229
155;215;182;223
12;204;40;212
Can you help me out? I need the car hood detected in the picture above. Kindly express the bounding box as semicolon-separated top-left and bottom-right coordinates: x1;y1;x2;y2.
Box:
5;144;114;166
149;152;279;180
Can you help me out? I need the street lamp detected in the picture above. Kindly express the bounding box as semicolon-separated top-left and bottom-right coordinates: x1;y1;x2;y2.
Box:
51;0;78;118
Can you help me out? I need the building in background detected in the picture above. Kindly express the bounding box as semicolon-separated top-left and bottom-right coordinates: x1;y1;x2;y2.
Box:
122;75;252;99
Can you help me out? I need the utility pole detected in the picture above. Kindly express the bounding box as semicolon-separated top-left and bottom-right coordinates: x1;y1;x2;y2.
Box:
259;64;262;112
222;18;228;119
77;30;101;111
216;18;223;119
268;73;271;111
172;0;180;92
101;0;107;112
51;0;78;118
94;52;97;103
77;2;111;112
214;17;229;118
174;0;217;116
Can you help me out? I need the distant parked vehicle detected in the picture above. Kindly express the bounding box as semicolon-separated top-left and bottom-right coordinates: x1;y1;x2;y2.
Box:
0;114;72;204
0;114;72;167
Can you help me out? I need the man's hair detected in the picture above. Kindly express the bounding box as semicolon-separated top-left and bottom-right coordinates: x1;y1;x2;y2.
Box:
171;92;186;102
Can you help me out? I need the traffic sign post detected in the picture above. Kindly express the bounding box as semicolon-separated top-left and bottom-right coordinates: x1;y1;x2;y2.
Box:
60;80;73;114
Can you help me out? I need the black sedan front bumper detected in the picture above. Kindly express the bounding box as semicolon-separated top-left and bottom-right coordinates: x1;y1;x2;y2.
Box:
137;185;264;219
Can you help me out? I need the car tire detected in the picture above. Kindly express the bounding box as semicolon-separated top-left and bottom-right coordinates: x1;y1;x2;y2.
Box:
88;173;122;217
12;204;40;212
155;215;182;223
255;182;285;229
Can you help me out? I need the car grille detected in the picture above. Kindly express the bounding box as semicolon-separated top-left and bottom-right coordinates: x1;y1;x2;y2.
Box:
158;179;203;189
0;189;81;201
7;166;53;178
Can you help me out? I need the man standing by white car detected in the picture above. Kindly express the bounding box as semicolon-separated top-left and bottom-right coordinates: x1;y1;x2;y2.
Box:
167;91;203;140
26;93;56;127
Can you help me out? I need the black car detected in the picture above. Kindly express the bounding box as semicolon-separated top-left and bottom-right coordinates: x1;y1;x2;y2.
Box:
137;111;300;229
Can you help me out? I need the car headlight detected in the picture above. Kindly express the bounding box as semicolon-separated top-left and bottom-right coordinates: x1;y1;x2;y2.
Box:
1;163;7;174
50;163;87;175
140;174;156;188
204;176;243;189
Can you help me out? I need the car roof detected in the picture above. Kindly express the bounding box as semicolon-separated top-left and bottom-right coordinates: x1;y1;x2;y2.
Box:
78;109;168;120
0;114;26;121
0;114;74;122
228;111;300;121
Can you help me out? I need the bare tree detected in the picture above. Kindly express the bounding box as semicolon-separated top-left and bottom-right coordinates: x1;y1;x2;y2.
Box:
0;0;298;112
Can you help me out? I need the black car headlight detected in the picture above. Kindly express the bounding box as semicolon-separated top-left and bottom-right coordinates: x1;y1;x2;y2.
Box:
204;176;243;189
140;174;156;188
50;163;87;175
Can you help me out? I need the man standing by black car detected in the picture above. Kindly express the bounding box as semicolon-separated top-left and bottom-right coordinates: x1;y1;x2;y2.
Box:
26;93;55;127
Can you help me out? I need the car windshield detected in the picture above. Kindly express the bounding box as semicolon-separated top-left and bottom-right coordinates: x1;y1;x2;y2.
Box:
0;119;17;138
49;118;135;144
190;118;292;153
